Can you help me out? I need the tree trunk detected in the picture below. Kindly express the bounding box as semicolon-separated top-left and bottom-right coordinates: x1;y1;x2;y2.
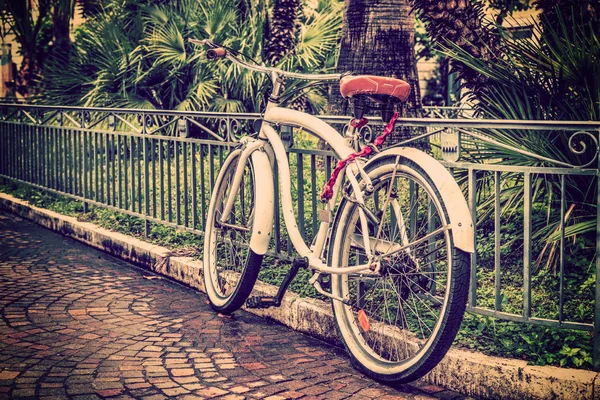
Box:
331;0;421;145
264;0;301;65
335;0;421;111
52;0;75;53
15;55;41;97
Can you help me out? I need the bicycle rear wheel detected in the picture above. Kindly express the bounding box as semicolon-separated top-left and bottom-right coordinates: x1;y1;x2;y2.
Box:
203;150;262;314
329;156;469;383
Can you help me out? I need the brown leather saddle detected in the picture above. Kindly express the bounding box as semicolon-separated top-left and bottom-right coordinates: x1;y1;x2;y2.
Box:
340;75;411;122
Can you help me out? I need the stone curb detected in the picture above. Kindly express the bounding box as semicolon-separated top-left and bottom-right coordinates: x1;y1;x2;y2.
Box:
0;192;598;400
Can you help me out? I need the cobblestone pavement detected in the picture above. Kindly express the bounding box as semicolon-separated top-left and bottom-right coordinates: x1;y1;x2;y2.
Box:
0;210;474;400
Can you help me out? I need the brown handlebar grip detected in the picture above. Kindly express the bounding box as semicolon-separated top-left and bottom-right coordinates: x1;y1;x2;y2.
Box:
206;48;226;60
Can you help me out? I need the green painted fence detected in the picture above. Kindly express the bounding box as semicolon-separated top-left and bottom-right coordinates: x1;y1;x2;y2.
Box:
1;103;599;369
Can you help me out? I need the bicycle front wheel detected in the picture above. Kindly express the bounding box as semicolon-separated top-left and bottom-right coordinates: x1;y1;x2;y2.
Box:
329;156;469;383
203;150;262;314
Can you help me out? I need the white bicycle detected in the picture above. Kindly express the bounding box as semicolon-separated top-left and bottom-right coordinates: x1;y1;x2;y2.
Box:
195;39;474;383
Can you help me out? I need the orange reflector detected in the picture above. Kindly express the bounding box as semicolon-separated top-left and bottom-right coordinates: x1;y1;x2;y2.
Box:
357;310;370;332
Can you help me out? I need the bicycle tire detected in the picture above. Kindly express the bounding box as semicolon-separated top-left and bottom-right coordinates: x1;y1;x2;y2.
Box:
328;155;470;383
203;150;263;314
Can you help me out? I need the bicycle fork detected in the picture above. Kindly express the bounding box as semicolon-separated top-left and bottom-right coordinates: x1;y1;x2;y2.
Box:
218;138;275;256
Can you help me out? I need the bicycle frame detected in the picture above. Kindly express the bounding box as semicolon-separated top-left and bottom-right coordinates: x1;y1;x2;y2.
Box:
216;68;474;294
263;108;373;272
220;105;375;277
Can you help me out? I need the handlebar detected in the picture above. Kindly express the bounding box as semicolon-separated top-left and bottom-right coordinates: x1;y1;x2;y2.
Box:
206;47;227;60
189;38;342;82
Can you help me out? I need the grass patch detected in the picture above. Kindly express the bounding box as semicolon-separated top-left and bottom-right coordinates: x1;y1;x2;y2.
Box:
0;179;202;252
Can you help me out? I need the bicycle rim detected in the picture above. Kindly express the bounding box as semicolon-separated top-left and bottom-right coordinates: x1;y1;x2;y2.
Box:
330;158;468;382
204;152;261;312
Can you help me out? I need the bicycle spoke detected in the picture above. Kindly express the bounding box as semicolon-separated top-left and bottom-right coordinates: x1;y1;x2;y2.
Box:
332;159;466;372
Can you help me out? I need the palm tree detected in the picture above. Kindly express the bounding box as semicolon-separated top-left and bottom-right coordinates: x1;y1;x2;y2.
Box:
52;0;76;53
2;0;97;97
2;0;53;97
411;0;500;98
412;0;599;108
534;0;600;30
330;0;421;146
340;0;421;106
264;0;301;65
440;6;599;266
276;0;343;112
41;0;343;114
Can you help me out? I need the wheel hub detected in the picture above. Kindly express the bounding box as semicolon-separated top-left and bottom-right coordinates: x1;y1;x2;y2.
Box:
379;251;417;276
379;251;431;299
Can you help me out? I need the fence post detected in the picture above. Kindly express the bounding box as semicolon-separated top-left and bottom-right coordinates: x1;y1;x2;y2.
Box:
144;134;150;238
468;168;477;307
594;130;600;371
523;172;532;319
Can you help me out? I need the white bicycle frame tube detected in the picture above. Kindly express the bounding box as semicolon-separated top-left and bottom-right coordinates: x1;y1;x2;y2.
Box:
261;124;372;274
263;108;353;159
216;108;371;274
219;107;474;276
265;107;375;260
261;108;378;275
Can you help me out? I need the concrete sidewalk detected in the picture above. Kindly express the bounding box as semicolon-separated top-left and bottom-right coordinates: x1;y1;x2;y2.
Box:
0;209;472;400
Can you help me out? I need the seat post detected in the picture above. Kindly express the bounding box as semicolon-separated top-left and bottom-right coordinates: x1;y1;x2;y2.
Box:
352;96;368;120
268;71;284;104
381;97;395;123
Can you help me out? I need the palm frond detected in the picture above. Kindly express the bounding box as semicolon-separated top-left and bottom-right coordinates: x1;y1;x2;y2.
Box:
40;0;342;116
146;21;187;68
210;96;246;114
279;0;342;71
441;7;599;259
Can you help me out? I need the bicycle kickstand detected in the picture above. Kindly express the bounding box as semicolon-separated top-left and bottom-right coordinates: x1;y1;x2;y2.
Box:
245;257;308;309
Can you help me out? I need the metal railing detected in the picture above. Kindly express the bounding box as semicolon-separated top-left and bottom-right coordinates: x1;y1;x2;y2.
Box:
422;105;474;119
1;103;598;369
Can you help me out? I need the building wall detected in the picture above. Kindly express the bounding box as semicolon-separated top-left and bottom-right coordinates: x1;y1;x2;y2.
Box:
1;2;85;100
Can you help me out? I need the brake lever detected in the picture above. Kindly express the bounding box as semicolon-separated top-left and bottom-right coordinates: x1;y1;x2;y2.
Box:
188;38;218;48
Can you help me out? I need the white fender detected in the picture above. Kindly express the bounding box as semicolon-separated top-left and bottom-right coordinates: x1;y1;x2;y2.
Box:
249;150;275;255
369;147;475;253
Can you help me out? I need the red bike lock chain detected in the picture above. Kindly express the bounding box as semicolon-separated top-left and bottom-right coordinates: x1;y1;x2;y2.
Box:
320;111;399;202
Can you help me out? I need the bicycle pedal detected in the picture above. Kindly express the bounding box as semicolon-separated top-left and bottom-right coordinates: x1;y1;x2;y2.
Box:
246;296;278;309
